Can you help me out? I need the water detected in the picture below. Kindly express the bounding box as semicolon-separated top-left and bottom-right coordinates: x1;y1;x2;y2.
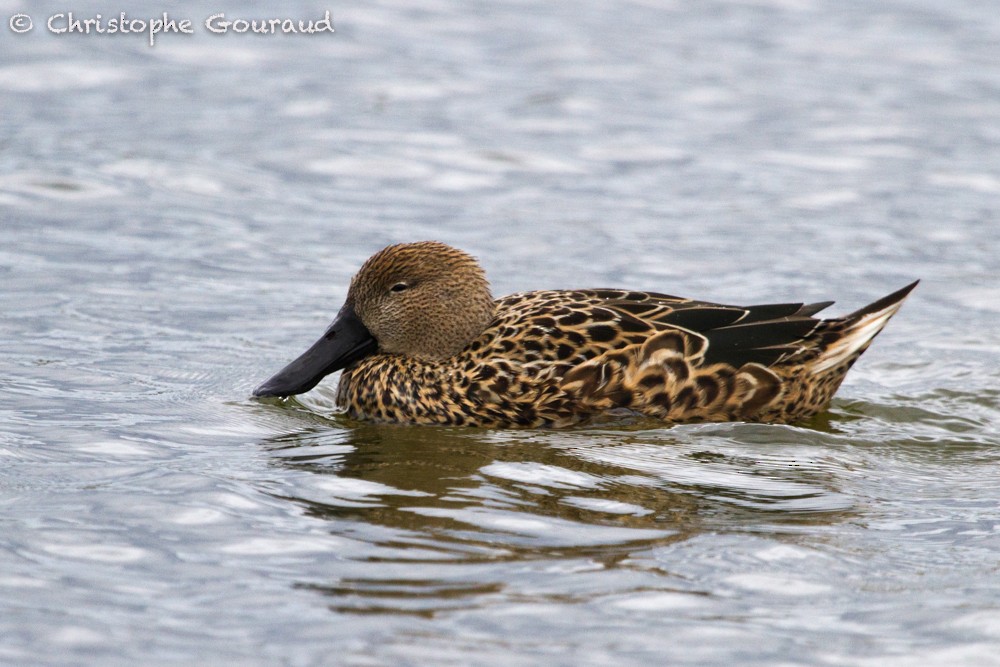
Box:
2;0;999;664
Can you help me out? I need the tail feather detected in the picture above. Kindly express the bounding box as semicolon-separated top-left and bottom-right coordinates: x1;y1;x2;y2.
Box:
797;300;835;317
811;280;918;374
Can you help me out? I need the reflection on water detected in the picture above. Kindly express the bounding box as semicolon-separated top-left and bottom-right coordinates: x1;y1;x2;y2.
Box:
258;412;860;616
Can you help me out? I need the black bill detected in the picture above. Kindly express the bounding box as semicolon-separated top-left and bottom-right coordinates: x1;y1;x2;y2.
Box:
253;303;378;398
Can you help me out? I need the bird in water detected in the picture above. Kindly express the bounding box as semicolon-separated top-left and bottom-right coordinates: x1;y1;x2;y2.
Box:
254;241;916;428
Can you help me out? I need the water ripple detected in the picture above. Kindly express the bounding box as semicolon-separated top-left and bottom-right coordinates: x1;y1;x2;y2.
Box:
2;0;999;663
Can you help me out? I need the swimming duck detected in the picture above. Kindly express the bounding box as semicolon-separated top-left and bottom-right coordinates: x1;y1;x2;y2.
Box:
254;241;916;428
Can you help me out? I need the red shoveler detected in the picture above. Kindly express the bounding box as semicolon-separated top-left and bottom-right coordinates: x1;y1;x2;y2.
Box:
254;241;917;427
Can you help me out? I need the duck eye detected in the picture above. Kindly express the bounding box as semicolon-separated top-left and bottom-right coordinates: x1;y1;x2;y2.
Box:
390;282;409;293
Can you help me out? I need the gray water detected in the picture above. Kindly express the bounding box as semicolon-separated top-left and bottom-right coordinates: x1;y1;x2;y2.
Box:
3;0;1000;664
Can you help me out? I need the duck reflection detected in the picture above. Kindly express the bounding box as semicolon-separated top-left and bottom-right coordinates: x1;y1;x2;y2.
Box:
259;415;854;545
257;412;855;614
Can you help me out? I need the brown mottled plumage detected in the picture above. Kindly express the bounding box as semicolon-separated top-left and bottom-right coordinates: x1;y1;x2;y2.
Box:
254;241;917;428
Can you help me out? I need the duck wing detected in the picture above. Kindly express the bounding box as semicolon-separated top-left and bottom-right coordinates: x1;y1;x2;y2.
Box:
570;289;833;368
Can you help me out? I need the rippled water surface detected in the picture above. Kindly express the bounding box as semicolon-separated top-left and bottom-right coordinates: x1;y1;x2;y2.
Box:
3;0;1000;664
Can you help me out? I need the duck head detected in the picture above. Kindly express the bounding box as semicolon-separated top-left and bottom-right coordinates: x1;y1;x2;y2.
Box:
253;241;495;398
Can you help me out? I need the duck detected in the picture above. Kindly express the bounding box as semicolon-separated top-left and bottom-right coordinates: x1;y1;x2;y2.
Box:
253;241;917;428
